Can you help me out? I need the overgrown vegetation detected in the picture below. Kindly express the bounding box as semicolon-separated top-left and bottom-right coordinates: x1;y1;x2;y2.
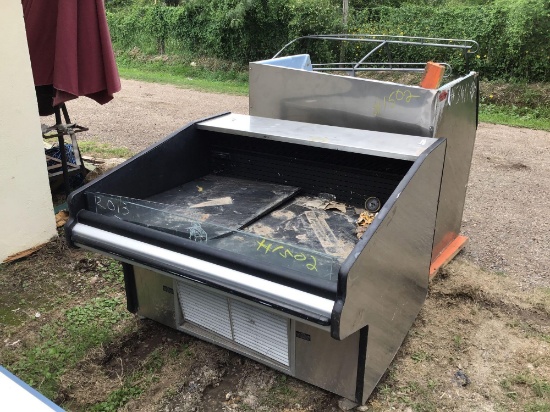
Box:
348;0;550;81
106;0;549;82
478;80;550;130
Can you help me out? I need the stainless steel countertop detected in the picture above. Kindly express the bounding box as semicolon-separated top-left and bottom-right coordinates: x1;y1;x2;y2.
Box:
197;114;436;161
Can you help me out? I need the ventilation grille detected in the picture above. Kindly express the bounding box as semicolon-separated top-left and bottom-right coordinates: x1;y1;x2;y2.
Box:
177;282;289;366
178;284;232;339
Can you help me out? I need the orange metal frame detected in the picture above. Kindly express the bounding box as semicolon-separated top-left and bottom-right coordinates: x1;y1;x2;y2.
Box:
429;235;469;280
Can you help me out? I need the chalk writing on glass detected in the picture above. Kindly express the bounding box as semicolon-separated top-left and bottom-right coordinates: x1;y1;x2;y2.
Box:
94;195;130;216
255;239;318;272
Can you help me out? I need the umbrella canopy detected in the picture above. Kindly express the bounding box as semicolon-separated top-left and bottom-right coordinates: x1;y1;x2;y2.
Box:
22;0;121;107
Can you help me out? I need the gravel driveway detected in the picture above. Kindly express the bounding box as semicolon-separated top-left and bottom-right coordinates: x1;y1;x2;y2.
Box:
69;79;550;289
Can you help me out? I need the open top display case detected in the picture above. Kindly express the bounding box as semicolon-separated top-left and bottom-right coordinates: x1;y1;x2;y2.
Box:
66;113;447;403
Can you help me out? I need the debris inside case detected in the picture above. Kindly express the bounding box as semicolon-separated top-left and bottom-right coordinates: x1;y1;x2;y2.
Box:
86;174;378;282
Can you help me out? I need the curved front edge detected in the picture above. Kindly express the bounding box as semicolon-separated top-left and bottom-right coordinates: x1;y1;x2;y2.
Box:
332;139;447;403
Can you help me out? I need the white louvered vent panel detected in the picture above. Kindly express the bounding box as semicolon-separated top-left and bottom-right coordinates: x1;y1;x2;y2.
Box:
230;300;289;366
177;282;232;339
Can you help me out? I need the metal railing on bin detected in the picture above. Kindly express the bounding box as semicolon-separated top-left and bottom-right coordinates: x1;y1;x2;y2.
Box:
273;34;479;77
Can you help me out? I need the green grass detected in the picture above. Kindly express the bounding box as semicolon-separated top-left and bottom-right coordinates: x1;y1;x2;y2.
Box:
395;381;438;412
500;374;550;401
116;55;249;96
479;104;550;131
2;261;132;400
261;375;297;408
78;141;133;158
526;402;550;412
89;350;162;412
90;385;144;412
410;351;432;363
118;66;249;95
6;297;132;399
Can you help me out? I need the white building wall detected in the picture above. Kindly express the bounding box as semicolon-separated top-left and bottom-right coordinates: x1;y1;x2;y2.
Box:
0;1;57;262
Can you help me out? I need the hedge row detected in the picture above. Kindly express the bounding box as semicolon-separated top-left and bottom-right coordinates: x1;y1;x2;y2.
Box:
107;0;343;64
107;0;549;81
348;1;549;81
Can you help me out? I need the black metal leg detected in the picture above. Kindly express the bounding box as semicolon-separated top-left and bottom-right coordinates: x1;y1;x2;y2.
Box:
61;103;71;124
54;106;62;126
62;103;86;174
57;133;71;196
54;106;71;196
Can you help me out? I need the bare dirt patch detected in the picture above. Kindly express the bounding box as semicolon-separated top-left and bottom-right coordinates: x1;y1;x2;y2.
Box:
462;124;550;289
369;259;550;412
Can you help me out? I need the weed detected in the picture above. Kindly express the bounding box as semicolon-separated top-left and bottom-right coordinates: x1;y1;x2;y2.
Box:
396;381;437;412
506;319;521;328
411;351;432;363
501;374;550;399
525;402;550;412
453;335;463;350
90;384;143;412
378;384;393;397
261;375;297;408
532;379;550;398
272;375;295;397
427;379;438;390
100;261;125;285
90;345;180;411
181;345;195;358
142;348;165;372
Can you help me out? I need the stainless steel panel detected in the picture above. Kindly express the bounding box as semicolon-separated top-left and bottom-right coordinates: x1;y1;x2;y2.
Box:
198;114;436;161
177;282;232;339
133;266;177;328
132;268;360;399
294;322;361;401
249;62;436;137
337;141;447;402
71;224;335;322
431;73;478;260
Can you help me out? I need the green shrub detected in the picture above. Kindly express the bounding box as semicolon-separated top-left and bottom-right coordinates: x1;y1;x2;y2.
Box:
348;1;549;81
107;0;549;81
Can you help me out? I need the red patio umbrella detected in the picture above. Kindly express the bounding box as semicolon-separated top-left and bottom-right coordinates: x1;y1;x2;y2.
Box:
21;0;121;107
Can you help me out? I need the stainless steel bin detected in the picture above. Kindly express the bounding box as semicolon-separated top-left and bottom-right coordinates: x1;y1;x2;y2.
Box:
250;53;478;267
